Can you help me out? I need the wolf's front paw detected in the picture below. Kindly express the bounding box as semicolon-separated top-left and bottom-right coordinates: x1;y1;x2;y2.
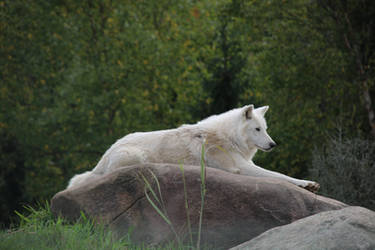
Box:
301;181;320;193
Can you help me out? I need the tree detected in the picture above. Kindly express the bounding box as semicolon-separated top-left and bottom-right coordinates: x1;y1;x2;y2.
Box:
315;0;375;137
202;7;247;115
0;0;216;225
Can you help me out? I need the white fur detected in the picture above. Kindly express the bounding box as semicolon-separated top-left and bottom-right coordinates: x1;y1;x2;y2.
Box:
67;105;319;191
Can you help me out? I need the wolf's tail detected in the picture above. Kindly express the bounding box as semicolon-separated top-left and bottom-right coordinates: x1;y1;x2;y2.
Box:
67;171;100;189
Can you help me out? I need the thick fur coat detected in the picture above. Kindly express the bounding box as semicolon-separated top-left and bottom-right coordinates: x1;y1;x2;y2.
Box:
68;105;319;192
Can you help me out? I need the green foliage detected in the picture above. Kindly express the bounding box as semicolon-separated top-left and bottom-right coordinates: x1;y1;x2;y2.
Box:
1;204;130;250
232;0;372;178
1;0;215;225
1;0;374;226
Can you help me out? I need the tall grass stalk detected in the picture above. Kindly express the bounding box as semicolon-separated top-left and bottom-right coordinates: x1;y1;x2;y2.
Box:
179;162;193;246
196;141;206;250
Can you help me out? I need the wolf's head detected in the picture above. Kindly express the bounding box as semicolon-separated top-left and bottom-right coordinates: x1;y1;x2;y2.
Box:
240;105;276;152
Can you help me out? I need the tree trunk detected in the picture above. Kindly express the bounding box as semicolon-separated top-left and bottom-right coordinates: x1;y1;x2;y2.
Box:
361;78;375;137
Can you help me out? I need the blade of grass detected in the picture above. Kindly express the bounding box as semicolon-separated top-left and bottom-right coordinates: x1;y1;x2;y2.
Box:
179;163;193;246
146;169;171;227
197;141;206;250
148;169;167;213
144;189;172;226
14;210;30;225
140;172;161;206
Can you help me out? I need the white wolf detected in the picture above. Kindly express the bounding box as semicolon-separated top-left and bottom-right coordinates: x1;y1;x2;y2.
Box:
68;105;319;192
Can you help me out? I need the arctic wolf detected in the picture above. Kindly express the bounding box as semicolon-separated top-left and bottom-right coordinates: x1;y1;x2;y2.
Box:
68;105;320;192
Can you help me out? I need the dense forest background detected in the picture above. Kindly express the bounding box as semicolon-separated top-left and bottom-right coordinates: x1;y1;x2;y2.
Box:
1;0;375;227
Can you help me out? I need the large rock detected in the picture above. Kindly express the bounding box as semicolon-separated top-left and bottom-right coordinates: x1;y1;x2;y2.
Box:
231;206;375;250
51;164;346;249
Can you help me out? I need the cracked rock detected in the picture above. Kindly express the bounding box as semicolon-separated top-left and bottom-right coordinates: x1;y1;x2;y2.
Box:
231;206;375;250
51;164;346;249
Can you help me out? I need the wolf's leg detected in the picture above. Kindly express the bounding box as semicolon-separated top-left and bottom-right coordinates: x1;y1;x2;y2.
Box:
237;160;320;192
93;147;146;174
67;171;100;189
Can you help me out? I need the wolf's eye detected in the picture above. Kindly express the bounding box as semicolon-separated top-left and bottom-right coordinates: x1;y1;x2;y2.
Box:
256;127;261;131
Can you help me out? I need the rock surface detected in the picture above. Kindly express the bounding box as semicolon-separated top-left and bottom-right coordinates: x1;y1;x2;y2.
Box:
51;164;346;249
231;206;375;250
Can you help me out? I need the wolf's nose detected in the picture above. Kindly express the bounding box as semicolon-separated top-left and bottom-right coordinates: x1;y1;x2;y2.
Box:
269;142;277;148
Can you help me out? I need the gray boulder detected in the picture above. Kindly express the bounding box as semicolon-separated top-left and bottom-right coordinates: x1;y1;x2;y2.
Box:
51;164;346;249
232;206;375;250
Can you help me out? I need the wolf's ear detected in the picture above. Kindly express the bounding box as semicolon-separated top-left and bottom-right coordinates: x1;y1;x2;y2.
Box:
257;106;269;116
243;105;254;119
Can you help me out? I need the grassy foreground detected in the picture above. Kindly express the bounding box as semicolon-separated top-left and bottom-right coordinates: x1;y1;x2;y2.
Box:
0;204;193;250
1;145;209;250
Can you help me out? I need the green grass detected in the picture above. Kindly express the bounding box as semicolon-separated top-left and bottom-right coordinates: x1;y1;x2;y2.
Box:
0;204;196;250
1;204;128;250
